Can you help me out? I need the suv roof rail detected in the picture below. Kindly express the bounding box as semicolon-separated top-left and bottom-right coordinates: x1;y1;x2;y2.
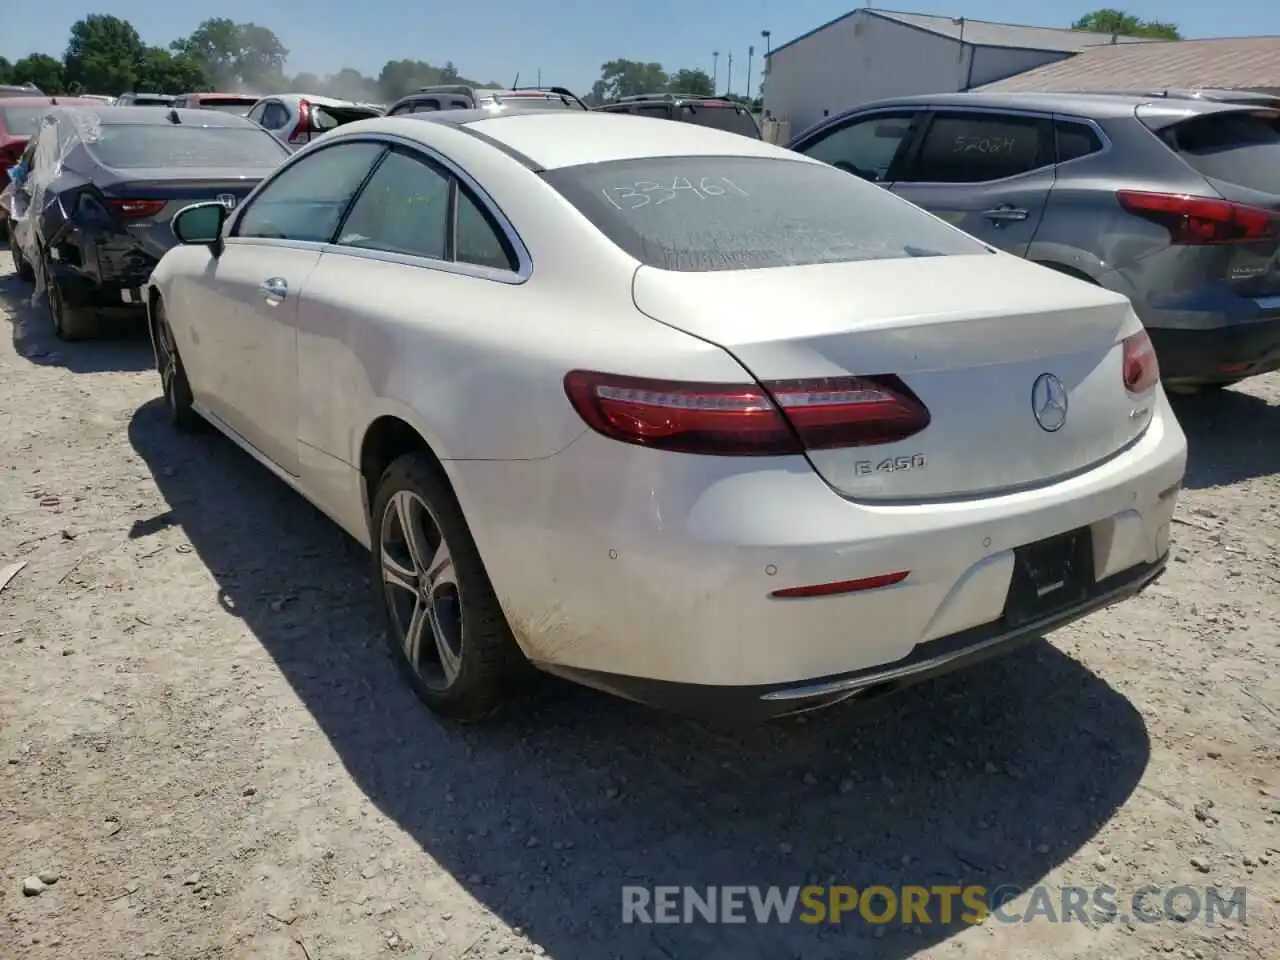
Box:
492;85;589;109
412;84;480;100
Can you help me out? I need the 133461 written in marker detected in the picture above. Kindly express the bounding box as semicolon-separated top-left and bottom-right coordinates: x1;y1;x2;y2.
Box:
602;176;749;210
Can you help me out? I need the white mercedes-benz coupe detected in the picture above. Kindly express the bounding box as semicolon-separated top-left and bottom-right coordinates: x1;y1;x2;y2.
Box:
146;109;1187;722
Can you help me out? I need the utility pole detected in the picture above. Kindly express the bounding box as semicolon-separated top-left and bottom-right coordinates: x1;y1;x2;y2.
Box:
712;51;719;92
746;45;754;102
726;49;733;95
536;68;542;88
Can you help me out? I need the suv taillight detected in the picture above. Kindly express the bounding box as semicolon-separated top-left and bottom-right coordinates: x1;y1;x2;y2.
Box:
563;371;930;456
1122;330;1159;394
1117;190;1279;245
288;100;311;145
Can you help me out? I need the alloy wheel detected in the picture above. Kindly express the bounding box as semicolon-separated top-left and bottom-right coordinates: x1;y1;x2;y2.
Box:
155;316;179;407
379;489;463;689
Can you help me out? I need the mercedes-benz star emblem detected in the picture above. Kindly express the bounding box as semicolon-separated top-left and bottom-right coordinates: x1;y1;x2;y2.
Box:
1031;373;1069;432
217;194;237;210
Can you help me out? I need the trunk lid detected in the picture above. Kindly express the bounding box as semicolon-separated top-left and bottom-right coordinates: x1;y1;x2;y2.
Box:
96;171;269;266
632;253;1147;501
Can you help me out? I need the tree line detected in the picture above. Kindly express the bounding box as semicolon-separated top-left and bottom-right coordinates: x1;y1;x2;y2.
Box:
0;9;1181;104
0;15;497;101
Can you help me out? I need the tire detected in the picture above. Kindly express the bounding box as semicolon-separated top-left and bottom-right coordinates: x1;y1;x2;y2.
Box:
151;299;202;432
7;222;33;282
43;252;97;340
370;452;525;721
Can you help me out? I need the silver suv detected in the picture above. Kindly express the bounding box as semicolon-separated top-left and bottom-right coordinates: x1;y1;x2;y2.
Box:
789;91;1280;392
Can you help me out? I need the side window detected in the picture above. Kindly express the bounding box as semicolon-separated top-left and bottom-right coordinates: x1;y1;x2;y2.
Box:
336;148;451;259
262;103;289;129
413;99;442;113
797;111;918;183
387;102;411;116
900;111;1053;184
455;187;517;271
1055;119;1104;164
247;102;265;123
235;142;386;242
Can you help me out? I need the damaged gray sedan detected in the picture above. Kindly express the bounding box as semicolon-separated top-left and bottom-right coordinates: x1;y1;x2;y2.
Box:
4;105;289;340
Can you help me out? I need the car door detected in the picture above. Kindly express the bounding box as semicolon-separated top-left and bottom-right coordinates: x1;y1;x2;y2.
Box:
181;140;388;475
789;108;925;188
888;109;1056;256
292;143;525;520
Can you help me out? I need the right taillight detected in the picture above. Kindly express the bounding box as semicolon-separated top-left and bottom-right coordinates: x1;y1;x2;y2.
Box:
1122;329;1159;394
563;370;930;456
1117;190;1278;245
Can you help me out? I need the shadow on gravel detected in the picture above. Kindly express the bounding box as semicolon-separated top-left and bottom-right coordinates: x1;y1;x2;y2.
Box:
129;398;1151;959
0;264;154;374
1171;385;1280;490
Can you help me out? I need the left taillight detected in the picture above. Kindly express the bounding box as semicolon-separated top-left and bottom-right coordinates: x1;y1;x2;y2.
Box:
562;370;930;456
108;198;166;220
1122;329;1159;394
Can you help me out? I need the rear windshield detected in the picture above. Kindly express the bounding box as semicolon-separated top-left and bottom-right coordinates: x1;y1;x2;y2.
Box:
0;106;49;137
311;105;380;130
86;124;289;169
678;103;761;139
543;155;989;272
198;98;256;115
1161;111;1280;195
129;96;173;107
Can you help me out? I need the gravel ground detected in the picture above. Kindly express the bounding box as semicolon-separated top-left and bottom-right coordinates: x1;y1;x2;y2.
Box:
1;248;1278;960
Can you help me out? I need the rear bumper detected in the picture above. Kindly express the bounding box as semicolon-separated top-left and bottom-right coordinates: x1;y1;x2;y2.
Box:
547;554;1167;721
450;390;1188;705
1146;313;1280;385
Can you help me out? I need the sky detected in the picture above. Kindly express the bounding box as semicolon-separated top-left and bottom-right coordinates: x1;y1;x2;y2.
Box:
1;1;1276;97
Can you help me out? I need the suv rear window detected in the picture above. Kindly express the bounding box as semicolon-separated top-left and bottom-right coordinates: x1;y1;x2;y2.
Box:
677;103;760;138
542;155;988;272
311;105;381;130
197;98;256;115
1160;110;1280;195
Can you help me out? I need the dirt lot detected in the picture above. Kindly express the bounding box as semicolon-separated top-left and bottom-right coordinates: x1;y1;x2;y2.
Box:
1;249;1278;960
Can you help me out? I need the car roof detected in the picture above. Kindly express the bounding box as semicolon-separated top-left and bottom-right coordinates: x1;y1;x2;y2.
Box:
267;93;376;108
369;110;797;169
184;91;258;100
844;89;1258;120
51;105;263;127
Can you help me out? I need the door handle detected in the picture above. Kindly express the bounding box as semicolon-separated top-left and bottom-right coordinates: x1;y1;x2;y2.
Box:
259;277;287;303
982;206;1029;223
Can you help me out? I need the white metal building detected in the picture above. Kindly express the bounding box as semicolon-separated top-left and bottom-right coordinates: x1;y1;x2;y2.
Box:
762;8;1155;136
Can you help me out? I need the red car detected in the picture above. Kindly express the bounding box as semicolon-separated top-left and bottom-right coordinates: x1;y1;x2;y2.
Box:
1;96;101;216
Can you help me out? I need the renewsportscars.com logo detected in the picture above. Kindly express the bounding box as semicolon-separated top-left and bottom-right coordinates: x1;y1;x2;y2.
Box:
622;884;1247;927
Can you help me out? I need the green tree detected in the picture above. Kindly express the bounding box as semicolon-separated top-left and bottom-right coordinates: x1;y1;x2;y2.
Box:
0;57;11;85
290;71;322;92
1071;9;1181;39
136;49;211;94
323;68;379;102
375;59;487;101
9;53;66;94
599;59;668;100
63;14;147;93
171;18;289;91
667;68;714;97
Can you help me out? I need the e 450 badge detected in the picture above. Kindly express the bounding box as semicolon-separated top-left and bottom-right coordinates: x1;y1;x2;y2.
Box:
852;454;926;476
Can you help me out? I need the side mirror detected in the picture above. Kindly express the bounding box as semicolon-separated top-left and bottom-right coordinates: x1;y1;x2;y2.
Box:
172;201;227;252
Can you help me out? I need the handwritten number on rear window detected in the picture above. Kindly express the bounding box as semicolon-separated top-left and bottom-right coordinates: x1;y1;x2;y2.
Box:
601;176;749;210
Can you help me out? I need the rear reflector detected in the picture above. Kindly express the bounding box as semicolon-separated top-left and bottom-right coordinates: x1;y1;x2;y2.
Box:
563;371;930;456
770;570;909;600
109;198;167;220
1117;190;1278;245
1121;329;1159;394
